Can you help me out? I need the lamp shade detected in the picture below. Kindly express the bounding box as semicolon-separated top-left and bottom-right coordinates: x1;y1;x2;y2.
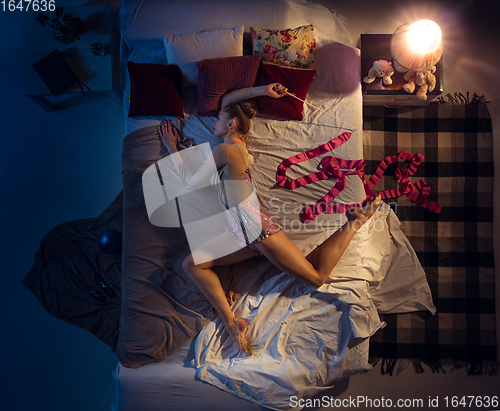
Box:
390;19;443;72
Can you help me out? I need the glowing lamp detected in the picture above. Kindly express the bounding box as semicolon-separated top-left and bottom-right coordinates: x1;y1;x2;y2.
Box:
390;19;443;72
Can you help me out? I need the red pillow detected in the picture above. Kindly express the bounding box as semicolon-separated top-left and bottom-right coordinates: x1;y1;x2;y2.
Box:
127;62;184;118
197;54;262;117
255;62;316;120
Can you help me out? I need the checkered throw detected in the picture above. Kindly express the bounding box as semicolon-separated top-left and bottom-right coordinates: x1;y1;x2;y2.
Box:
363;104;497;375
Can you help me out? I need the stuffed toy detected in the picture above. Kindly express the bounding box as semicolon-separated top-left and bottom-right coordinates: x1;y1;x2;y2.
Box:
402;66;437;100
363;60;394;86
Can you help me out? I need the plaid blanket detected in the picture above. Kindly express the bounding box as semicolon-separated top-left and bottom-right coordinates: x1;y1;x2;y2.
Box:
363;104;497;375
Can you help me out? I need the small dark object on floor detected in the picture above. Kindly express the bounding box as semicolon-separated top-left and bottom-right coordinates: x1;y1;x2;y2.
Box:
98;229;122;254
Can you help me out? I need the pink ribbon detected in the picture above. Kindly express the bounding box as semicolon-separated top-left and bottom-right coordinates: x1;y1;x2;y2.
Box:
276;132;441;223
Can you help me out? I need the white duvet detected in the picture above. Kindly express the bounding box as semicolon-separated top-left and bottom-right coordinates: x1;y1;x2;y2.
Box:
194;204;435;410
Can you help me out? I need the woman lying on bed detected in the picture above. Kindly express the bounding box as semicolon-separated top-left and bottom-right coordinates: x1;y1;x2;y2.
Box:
158;83;381;355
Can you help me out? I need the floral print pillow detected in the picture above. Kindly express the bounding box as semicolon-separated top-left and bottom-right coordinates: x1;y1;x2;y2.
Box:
251;25;316;69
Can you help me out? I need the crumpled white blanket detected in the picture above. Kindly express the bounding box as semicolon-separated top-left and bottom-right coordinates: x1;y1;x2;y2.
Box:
194;203;435;410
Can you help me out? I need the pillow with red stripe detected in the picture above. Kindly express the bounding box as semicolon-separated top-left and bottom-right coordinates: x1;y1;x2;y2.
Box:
197;54;262;117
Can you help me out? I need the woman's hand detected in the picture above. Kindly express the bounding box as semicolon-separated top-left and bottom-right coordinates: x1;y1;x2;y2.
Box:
266;83;289;98
158;120;179;153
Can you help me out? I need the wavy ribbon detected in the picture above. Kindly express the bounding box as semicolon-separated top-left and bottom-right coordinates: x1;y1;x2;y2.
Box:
276;132;441;223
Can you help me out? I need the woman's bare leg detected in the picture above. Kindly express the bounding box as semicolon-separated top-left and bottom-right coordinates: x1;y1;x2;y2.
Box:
183;196;381;353
255;195;382;287
182;240;260;354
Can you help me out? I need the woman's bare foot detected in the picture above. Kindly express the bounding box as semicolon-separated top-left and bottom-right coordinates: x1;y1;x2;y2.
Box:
226;318;252;355
362;194;382;220
346;194;382;227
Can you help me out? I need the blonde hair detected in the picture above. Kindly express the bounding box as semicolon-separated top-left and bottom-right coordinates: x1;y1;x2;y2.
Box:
224;102;257;136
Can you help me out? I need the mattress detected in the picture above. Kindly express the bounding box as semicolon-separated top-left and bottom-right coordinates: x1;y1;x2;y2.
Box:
113;339;266;411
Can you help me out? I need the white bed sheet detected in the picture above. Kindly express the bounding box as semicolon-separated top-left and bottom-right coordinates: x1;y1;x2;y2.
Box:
112;338;269;411
193;204;435;410
113;202;436;410
113;334;369;411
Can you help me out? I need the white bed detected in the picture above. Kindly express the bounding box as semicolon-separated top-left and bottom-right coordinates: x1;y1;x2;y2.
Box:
112;1;436;410
120;0;365;253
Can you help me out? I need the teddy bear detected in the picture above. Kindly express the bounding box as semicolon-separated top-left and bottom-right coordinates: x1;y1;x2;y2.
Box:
363;60;394;86
402;66;437;100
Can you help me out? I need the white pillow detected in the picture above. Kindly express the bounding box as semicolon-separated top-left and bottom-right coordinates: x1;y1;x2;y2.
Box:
163;26;244;87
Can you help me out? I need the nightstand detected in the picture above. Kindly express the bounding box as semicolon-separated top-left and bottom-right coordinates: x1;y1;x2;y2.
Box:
361;34;443;106
23;5;120;111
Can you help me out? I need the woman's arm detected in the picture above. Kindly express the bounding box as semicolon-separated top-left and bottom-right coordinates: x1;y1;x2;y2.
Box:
159;120;228;189
220;83;288;108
